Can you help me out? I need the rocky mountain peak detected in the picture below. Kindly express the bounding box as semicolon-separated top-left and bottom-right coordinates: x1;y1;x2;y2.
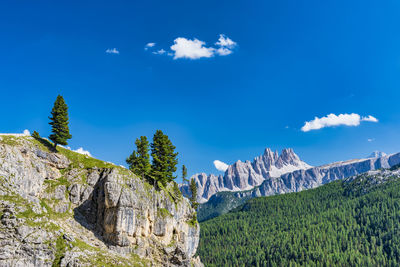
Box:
262;148;277;166
181;147;311;203
277;148;301;166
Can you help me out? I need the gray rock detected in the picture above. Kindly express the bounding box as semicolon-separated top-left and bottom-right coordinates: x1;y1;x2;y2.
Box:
183;148;400;204
180;148;312;203
198;152;400;220
0;138;203;267
68;184;81;204
54;185;66;201
54;202;69;213
86;169;100;186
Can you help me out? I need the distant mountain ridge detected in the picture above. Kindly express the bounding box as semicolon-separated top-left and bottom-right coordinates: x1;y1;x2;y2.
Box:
197;151;400;221
180;148;312;203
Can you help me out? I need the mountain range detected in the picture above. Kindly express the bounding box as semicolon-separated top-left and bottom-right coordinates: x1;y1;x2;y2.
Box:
186;149;400;221
180;148;311;203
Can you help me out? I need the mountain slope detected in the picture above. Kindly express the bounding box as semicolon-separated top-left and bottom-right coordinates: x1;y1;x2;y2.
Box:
0;135;203;267
197;151;400;221
180;148;311;203
198;168;400;266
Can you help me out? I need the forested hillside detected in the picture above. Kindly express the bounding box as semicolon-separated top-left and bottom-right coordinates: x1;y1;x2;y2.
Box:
197;190;252;222
198;168;400;266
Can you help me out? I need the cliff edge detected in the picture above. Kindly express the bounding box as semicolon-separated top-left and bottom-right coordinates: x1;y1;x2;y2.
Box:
0;135;202;267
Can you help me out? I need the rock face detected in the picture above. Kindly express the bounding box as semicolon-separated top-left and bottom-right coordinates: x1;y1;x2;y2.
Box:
180;148;312;203
0;135;202;267
251;152;400;197
197;152;400;221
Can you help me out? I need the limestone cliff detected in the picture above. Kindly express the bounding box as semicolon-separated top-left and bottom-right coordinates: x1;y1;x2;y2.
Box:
0;135;203;267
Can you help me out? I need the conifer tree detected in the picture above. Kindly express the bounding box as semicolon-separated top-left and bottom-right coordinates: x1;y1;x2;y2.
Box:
151;130;178;186
189;178;198;209
126;136;151;181
182;165;188;184
49;95;72;149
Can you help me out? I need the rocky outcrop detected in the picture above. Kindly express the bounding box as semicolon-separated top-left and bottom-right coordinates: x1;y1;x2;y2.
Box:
180;148;311;203
0;135;202;267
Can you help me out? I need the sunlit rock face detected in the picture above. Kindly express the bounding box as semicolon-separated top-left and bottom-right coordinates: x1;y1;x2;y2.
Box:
180;148;312;203
0;136;203;267
196;151;400;221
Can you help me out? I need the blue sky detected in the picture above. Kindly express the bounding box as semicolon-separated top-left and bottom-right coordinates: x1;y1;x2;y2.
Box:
1;0;400;181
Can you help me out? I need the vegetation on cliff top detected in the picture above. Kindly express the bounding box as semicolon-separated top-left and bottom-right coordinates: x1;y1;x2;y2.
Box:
49;95;72;149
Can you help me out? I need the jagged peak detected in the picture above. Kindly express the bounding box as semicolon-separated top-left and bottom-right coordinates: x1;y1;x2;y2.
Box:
279;148;300;161
263;148;273;155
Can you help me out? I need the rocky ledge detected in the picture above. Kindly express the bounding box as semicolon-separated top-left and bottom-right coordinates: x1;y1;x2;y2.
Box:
0;135;203;267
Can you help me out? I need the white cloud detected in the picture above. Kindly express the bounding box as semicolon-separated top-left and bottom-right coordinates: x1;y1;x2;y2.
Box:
152;49;166;55
0;129;30;136
144;42;156;50
301;113;378;132
170;37;215;59
215;34;237;56
367;138;375;142
215;34;237;48
213;160;229;172
361;115;378;122
73;147;92;157
105;48;119;54
150;34;237;59
215;47;233;56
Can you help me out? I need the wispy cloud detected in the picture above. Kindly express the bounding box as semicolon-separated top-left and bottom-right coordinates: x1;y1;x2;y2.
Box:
105;48;119;54
214;34;237;56
215;47;233;56
213;160;229;172
152;49;166;55
301;113;378;132
367;138;375;142
148;34;237;60
361;115;378;122
144;42;156;50
215;34;237;48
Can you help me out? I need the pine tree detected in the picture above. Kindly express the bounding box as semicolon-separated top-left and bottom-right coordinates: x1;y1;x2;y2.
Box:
126;136;151;181
49;95;72;149
190;178;198;209
150;130;178;186
182;165;188;184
